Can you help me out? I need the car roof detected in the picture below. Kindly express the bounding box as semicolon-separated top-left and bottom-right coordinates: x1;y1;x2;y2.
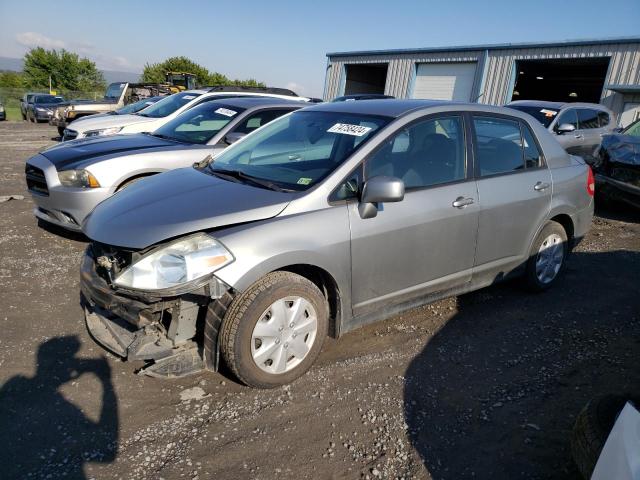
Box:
508;100;609;110
199;96;305;109
303;99;457;117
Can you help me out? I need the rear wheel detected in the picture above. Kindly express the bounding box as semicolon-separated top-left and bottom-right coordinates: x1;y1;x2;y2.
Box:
524;220;568;291
220;271;328;388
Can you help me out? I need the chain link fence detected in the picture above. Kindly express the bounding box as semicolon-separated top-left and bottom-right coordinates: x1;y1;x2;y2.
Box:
0;87;104;121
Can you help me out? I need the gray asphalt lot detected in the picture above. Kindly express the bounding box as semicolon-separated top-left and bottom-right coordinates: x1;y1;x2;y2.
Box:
0;121;638;480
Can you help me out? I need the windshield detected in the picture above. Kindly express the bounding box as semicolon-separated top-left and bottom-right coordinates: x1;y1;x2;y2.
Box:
105;83;126;100
623;119;640;137
115;96;161;115
35;95;64;104
138;92;202;118
506;105;560;128
153;102;246;144
207;110;390;191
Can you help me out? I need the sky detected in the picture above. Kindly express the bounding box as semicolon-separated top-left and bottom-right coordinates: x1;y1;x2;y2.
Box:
0;0;638;97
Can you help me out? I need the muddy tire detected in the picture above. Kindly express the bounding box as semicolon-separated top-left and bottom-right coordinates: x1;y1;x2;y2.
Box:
524;220;568;291
571;395;636;479
220;271;328;388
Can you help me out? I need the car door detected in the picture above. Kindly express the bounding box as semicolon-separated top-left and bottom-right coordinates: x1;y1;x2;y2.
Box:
347;114;479;316
576;108;602;162
472;114;551;283
553;108;583;155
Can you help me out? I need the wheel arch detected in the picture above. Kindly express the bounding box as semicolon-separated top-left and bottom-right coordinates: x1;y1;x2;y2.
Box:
273;264;343;338
114;170;164;192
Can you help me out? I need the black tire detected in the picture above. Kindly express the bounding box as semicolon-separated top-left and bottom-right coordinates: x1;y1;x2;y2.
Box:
21;112;26;121
524;220;568;291
220;271;328;388
571;395;638;479
57;127;65;137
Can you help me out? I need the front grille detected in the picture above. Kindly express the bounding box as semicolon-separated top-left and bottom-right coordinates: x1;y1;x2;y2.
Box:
25;164;49;196
62;129;78;141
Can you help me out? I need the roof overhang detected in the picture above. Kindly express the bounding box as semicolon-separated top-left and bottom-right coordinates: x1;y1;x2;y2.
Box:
605;84;640;94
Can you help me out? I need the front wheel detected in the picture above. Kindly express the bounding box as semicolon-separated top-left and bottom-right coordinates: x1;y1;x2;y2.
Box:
524;220;568;291
220;271;328;388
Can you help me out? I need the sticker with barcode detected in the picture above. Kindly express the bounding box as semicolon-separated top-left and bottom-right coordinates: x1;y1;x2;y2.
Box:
215;107;238;117
327;123;372;136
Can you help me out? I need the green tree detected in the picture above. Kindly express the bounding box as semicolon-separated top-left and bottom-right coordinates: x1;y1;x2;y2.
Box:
22;47;105;91
141;56;264;87
0;71;24;88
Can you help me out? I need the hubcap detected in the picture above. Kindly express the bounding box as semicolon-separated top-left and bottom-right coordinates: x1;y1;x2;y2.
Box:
535;233;564;284
250;296;318;374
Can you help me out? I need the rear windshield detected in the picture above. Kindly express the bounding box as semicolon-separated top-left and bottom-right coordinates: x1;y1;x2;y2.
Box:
105;83;126;99
115;97;162;115
506;105;560;128
137;92;202;118
207;110;390;191
34;95;64;104
152;102;245;144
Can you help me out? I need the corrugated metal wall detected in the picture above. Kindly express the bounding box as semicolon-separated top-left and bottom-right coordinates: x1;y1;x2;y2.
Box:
325;42;640;115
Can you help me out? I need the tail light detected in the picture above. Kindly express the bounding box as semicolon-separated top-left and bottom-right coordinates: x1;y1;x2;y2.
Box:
586;166;595;197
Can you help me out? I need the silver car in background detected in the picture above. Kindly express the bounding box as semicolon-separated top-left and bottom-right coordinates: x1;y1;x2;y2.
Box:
25;97;303;231
507;100;615;163
79;100;594;388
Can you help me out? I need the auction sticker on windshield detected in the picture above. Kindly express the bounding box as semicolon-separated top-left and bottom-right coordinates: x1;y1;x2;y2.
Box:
327;123;372;137
183;95;196;100
215;108;238;117
540;109;558;117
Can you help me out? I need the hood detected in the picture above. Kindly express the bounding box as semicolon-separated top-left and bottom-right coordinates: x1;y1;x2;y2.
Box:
67;113;154;133
40;133;182;170
83;167;293;249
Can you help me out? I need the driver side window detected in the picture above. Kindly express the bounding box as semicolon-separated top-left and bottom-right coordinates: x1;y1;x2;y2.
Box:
365;116;466;189
556;109;578;130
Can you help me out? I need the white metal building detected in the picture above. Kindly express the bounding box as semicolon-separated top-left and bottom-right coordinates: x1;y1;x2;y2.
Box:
324;37;640;126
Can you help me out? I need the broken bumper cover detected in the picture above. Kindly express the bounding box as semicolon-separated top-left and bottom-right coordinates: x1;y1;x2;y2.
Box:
80;251;233;377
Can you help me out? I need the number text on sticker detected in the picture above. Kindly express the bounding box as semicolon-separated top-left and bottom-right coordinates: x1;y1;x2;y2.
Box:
327;123;372;137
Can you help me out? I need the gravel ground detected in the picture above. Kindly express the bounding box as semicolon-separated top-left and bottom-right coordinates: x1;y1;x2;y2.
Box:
0;122;638;480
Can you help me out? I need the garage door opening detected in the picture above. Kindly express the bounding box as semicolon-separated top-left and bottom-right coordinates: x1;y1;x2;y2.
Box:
344;63;388;95
511;58;609;104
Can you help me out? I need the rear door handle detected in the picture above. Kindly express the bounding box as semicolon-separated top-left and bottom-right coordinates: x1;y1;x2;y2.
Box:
534;181;550;191
452;197;474;208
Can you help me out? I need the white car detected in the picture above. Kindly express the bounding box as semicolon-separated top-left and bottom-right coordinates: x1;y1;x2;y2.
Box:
62;87;309;141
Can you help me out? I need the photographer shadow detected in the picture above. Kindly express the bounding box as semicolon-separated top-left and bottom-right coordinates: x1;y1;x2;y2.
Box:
0;336;118;479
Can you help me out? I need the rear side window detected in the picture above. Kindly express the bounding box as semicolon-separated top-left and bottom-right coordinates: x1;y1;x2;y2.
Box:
473;117;524;176
577;109;600;129
597;111;610;128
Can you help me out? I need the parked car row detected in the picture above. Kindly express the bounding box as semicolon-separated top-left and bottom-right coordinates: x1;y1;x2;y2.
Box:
24;92;594;388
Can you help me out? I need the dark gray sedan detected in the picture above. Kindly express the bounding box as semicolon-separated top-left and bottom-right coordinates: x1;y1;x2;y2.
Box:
27;94;66;123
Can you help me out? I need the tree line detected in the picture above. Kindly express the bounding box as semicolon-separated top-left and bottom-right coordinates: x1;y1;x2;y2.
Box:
0;48;264;91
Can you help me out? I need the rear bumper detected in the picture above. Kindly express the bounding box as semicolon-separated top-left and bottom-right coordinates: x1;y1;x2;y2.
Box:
596;173;640;208
26;154;111;230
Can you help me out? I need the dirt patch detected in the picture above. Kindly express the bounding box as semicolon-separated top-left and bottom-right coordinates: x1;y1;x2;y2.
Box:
0;122;638;479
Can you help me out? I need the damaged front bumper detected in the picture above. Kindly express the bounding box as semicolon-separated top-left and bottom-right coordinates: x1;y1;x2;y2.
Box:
80;249;234;378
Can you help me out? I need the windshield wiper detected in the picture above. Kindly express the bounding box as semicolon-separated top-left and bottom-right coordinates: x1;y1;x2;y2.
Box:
209;168;289;192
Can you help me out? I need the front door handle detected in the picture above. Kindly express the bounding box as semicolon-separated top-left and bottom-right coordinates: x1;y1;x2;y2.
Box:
452;196;474;208
574;134;584;139
534;181;550;191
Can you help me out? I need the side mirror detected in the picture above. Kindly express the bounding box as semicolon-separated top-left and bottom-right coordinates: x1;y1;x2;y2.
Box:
555;123;576;134
225;132;246;145
358;176;404;219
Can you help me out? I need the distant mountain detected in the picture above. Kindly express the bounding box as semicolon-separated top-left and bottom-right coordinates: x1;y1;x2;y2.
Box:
0;56;140;84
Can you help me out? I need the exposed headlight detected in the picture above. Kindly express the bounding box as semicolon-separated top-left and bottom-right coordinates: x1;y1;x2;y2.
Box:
0;105;4;112
58;169;101;188
84;126;123;137
36;107;48;112
114;233;234;291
